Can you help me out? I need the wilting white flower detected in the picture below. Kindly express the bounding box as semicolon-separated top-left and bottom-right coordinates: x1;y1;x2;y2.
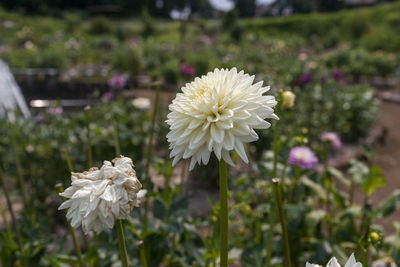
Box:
132;97;151;110
167;68;278;170
58;156;144;234
306;253;362;267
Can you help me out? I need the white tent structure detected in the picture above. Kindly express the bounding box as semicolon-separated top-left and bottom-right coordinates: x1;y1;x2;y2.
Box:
0;60;30;120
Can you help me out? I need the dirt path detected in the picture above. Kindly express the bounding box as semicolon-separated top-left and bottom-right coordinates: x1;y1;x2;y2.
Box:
371;99;400;234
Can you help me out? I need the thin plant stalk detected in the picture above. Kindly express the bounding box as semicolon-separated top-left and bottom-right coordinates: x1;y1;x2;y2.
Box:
272;178;292;267
219;159;228;267
9;122;28;207
111;119;132;267
116;219;129;267
0;199;12;238
56;184;85;267
143;84;161;230
0;168;23;252
265;196;276;267
138;241;148;267
62;148;74;173
272;116;280;178
84;106;93;167
266;110;280;267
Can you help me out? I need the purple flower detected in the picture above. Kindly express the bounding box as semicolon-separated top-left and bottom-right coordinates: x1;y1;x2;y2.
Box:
288;146;318;169
127;37;140;47
320;132;342;149
109;75;127;90
180;63;195;76
34;112;44;122
332;69;344;83
102;92;114;100
300;72;312;85
47;107;63;116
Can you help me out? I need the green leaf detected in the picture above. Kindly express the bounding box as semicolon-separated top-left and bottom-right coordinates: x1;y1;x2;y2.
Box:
153;197;167;219
361;165;386;196
169;195;189;216
301;176;327;201
328;167;351;187
349;159;369;186
305;209;326;231
375;190;400;218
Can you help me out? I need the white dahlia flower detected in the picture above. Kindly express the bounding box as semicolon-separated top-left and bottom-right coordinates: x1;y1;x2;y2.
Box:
306;253;362;267
167;68;278;170
132;97;151;110
58;156;144;234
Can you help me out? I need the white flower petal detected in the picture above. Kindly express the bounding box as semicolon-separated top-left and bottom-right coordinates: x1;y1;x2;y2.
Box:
58;156;143;234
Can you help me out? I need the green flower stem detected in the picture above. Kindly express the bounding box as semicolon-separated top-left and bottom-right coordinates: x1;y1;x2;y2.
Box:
84;106;93;167
56;184;85;267
143;84;160;231
116;219;129;267
0;197;12;239
281;155;289;187
62;148;74;173
138;241;148;267
272;178;292;267
219;159;228;267
9;122;28;207
272;117;280;178
266;106;280;267
265;196;276;267
0;168;23;253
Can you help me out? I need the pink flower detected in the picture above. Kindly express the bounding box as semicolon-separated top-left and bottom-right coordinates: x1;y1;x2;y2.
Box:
47;107;63;116
180;63;195;76
109;75;127;90
288;146;318;169
320;132;342;149
102;92;114;100
332;69;344;83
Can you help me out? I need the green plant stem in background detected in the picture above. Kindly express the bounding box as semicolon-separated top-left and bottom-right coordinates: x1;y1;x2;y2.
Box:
272;178;292;267
281;156;289;186
272;114;280;178
9;122;28;207
84;106;93;167
143;84;160;231
56;184;85;267
0;199;12;239
0;168;24;254
219;159;228;267
138;241;148;267
62;148;74;173
265;196;276;267
266;110;280;267
116;219;129;267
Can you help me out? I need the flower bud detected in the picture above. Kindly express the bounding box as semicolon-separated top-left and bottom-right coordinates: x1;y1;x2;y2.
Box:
282;91;296;108
369;231;381;243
